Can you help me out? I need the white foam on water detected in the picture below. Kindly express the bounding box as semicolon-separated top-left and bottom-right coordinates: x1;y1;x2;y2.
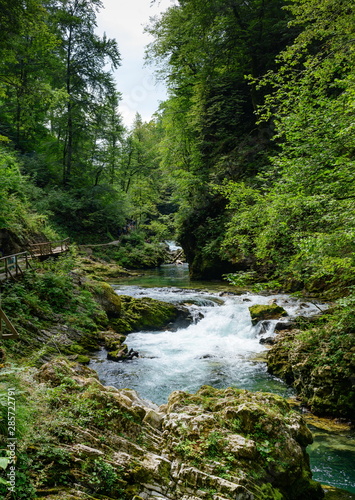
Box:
90;287;326;404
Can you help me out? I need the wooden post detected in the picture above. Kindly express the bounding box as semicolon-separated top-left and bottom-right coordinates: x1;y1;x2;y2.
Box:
0;308;19;339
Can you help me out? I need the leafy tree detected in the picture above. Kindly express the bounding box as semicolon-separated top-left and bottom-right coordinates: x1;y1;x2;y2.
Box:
0;146;47;237
48;0;121;186
147;0;294;277
220;0;355;293
0;0;61;149
118;114;172;232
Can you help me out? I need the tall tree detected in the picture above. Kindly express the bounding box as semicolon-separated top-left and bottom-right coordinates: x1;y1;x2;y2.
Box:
48;0;121;186
146;0;294;278
0;0;60;149
220;0;355;292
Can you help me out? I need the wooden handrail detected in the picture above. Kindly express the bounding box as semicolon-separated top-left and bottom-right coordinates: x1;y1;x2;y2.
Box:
0;308;19;338
0;239;69;281
28;238;70;257
0;252;32;280
0;251;29;261
29;238;70;248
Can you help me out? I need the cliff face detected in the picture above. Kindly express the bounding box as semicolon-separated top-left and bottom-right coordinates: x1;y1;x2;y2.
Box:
7;358;324;500
267;326;355;420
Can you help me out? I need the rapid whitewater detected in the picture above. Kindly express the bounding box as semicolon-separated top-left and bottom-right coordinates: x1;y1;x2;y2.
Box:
89;263;355;495
91;282;325;404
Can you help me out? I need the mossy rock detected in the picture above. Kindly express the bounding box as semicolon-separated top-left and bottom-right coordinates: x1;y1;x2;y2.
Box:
77;253;135;280
163;386;323;499
68;343;86;355
17;359;327;500
249;303;288;325
107;344;129;361
76;355;90;364
35;357;99;386
104;332;127;351
86;281;121;318
267;325;355;420
110;295;189;333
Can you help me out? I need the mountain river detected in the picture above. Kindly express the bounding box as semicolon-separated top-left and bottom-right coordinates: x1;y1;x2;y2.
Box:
89;262;355;495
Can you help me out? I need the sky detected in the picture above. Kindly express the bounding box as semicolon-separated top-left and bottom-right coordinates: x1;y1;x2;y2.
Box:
96;0;176;128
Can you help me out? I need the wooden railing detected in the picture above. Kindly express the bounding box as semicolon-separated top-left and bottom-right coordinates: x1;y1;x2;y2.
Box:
0;308;19;338
0;251;32;281
28;238;70;257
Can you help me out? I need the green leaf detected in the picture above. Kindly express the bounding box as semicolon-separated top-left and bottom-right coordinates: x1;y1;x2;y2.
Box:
0;457;10;470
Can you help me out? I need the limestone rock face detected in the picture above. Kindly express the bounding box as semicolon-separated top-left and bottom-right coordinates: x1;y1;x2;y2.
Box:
35;357;99;386
267;328;355;419
33;359;324;500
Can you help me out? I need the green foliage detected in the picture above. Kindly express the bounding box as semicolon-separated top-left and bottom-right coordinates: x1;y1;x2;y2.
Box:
223;271;257;288
0;255;107;361
335;288;355;333
220;0;355;294
34;185;129;241
110;232;167;269
268;296;355;418
0;147;48;236
83;458;124;496
0;368;36;499
30;445;73;488
145;0;293;278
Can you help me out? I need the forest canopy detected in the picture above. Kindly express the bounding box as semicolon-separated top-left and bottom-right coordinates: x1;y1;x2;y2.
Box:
0;0;354;295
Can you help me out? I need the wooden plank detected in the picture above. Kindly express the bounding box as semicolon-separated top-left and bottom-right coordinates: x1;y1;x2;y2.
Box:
0;309;19;338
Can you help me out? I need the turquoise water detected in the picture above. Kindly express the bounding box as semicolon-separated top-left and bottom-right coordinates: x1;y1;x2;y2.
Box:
307;425;355;494
113;263;231;290
94;263;355;494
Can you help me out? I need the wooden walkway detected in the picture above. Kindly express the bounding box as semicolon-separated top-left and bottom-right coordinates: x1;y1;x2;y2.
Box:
0;238;70;338
0;238;70;282
28;238;70;258
0;251;32;282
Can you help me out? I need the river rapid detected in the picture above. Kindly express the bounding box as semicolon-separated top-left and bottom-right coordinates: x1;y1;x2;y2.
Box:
89;262;355;495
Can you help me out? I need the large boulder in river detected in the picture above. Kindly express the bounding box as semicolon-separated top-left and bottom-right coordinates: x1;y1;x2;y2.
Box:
159;386;324;500
267;325;355;420
249;303;288;326
110;294;192;333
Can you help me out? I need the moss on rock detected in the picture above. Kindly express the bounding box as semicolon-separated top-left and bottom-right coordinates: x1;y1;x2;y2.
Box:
267;324;355;420
103;332;127;350
85;281;122;317
249;303;288;326
110;295;189;333
107;344;129;361
4;359;325;500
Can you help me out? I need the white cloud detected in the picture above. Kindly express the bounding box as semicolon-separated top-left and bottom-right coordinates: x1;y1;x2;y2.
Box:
96;0;176;127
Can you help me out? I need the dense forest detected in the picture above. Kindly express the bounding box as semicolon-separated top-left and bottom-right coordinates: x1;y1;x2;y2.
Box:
0;0;354;296
1;1;355;499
